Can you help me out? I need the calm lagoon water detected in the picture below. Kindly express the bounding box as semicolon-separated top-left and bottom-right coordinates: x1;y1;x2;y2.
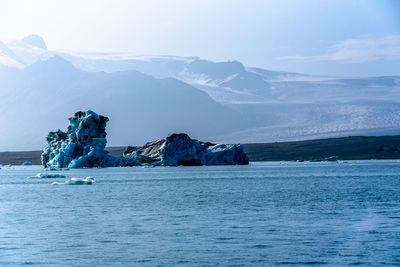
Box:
0;161;399;266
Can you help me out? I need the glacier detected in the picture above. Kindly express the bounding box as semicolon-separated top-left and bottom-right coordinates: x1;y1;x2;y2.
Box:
41;111;249;168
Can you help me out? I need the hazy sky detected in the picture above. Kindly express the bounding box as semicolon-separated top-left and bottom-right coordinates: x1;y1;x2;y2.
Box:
0;0;399;76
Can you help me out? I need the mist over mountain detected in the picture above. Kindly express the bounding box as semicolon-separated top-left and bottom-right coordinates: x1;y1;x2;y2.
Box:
0;55;249;150
0;35;399;151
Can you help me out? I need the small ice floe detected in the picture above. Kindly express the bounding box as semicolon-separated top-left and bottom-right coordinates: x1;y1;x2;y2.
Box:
141;165;155;168
28;173;66;179
23;162;33;166
52;177;95;185
309;156;339;162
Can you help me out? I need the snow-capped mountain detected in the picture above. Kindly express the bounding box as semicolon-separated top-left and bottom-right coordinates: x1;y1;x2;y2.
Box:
2;35;399;104
0;35;399;150
0;56;252;150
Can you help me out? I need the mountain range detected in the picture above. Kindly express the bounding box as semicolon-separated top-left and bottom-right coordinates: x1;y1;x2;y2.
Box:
0;35;399;151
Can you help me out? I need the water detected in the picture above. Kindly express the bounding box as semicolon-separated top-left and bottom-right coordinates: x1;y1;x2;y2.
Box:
0;161;399;266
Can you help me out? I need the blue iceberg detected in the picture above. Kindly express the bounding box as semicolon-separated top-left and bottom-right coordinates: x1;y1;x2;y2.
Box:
41;110;130;168
41;110;248;168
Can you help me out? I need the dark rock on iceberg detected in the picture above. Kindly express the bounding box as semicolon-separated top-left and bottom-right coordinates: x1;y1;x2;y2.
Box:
41;111;249;168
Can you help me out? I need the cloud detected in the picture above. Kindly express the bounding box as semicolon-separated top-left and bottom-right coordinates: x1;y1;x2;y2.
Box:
280;35;400;63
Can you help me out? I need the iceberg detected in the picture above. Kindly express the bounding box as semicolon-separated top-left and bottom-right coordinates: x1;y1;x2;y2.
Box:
41;110;249;168
52;177;95;185
41;110;131;169
124;133;249;166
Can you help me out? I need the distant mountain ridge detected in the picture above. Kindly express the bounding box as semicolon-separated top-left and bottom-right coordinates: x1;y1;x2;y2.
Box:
1;35;399;104
0;35;399;150
0;56;251;150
